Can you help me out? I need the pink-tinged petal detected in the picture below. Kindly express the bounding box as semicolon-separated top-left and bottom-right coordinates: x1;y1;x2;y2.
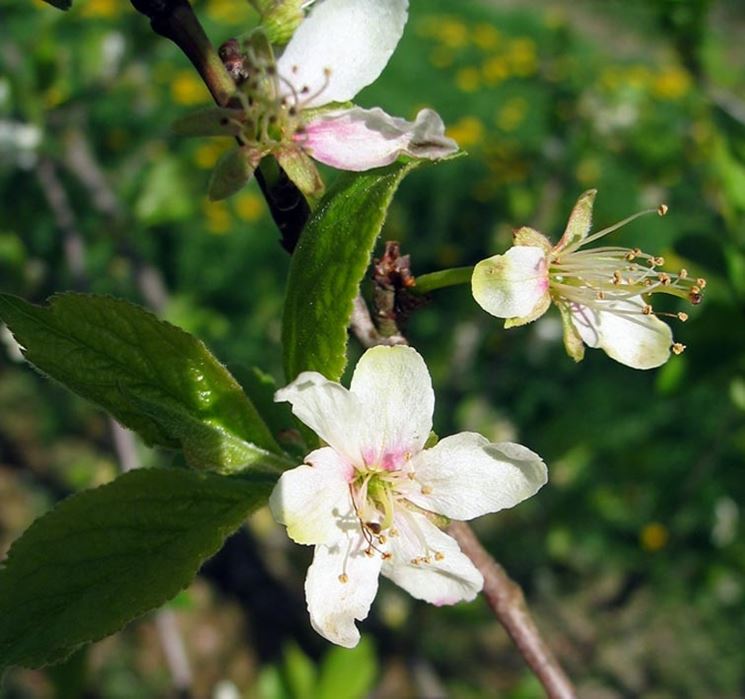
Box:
569;297;673;369
275;371;365;463
348;346;434;469
305;530;383;647
407;433;547;520
383;511;483;605
269;447;354;546
299;107;458;171
277;0;409;108
472;246;550;320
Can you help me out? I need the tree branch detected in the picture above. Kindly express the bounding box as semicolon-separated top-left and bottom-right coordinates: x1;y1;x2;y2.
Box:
448;522;576;699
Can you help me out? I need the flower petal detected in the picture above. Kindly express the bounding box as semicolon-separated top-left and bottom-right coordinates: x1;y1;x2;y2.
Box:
569;298;673;369
348;346;434;469
277;0;409;108
406;433;547;520
300;107;458;171
305;531;383;647
472;246;550;320
275;371;364;462
269;447;354;545
383;511;483;606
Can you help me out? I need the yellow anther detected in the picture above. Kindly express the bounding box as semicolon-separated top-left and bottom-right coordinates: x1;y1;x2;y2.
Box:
658;272;672;285
677;312;689;322
421;485;433;495
338;573;349;583
672;342;686;355
434;552;444;561
657;204;668;216
378;535;387;545
642;304;653;315
679;268;688;279
654;256;665;266
697;277;707;289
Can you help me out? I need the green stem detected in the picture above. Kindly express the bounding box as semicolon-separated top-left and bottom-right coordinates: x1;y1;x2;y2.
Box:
412;266;474;295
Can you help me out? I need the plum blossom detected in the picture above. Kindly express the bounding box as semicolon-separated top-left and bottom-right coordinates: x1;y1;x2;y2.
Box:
471;190;705;370
175;0;458;199
270;346;547;647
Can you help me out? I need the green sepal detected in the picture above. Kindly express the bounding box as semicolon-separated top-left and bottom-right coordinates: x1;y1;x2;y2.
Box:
209;146;263;201
554;189;597;253
557;302;586;362
171;107;246;137
277;147;325;202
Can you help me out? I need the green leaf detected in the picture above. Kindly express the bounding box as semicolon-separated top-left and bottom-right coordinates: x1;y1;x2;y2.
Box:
0;293;286;473
282;161;420;382
0;467;275;673
316;638;377;699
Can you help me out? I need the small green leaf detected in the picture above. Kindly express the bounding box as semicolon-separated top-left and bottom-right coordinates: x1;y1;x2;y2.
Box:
0;467;275;673
0;293;284;473
282;161;421;382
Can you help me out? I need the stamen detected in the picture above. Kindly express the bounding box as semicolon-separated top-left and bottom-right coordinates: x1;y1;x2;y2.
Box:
338;573;349;583
672;342;686;355
657;204;668;216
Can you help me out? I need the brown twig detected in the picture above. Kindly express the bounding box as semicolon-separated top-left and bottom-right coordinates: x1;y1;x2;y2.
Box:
448;522;576;699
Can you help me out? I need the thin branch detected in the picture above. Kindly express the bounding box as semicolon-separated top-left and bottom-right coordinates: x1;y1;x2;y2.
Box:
349;294;407;348
448;522;576;699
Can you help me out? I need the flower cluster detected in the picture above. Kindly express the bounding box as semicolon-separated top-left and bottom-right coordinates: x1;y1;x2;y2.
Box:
472;190;704;369
270;346;547;646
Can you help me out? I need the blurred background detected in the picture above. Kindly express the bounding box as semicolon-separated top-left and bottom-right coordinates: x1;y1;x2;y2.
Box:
1;0;744;696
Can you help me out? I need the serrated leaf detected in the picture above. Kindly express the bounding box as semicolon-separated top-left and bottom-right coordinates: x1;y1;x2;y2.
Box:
0;467;275;673
281;161;420;382
0;293;285;473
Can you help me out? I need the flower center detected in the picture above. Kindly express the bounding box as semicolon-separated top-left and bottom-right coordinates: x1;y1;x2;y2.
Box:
230;38;332;151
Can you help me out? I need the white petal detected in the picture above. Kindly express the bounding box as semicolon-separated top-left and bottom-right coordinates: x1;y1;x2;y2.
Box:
305;531;383;647
383;511;483;606
275;371;364;462
277;0;409;108
406;433;547;520
269;447;354;545
569;298;673;369
472;246;550;320
348;346;434;469
300;107;458;171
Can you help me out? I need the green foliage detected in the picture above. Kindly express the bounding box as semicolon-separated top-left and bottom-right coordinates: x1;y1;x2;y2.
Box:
0;467;275;672
0;293;286;473
258;639;377;699
282;161;420;383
